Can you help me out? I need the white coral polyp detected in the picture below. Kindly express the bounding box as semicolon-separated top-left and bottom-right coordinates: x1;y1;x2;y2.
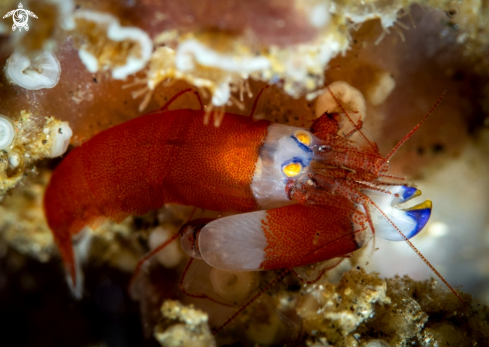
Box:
9;154;20;168
174;39;271;107
176;39;271;74
209;268;255;303
0;115;15;149
309;3;331;28
6;50;61;90
149;226;183;268
315;81;366;119
52;0;75;30
49;122;72;157
74;11;153;80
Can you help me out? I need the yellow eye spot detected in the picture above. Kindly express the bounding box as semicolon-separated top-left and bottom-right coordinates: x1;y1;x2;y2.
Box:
294;130;312;145
283;162;302;177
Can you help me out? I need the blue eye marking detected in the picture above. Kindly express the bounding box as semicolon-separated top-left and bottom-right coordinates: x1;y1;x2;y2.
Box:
290;135;313;154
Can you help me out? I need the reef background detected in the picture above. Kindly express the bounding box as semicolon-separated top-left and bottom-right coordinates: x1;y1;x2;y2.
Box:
0;0;489;346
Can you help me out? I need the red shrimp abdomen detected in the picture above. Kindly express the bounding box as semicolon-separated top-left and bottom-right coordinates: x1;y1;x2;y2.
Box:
44;109;270;285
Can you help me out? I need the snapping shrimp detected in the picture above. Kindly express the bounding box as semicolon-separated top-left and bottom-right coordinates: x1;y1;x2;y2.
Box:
43;82;461;306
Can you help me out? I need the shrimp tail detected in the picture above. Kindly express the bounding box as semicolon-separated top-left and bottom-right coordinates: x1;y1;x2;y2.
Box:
44;145;100;299
62;231;88;299
44;199;85;298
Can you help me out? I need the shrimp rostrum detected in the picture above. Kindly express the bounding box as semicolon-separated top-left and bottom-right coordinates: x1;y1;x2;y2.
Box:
44;81;457;302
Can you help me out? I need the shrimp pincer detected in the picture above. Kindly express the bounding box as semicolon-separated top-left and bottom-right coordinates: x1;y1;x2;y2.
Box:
44;83;460;304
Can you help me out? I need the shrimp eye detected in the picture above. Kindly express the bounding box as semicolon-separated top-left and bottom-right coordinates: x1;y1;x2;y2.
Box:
282;158;304;177
283;162;302;177
293;130;312;146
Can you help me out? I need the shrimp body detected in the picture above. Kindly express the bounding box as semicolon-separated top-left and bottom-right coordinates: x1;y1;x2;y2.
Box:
44;89;432;297
45;109;271;293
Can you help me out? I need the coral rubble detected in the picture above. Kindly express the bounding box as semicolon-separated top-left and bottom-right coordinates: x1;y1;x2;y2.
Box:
296;267;488;346
298;268;391;345
0;170;54;262
0;111;71;197
152;268;489;346
154;300;216;347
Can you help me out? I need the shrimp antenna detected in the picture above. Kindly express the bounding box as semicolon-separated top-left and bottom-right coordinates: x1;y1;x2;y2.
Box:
159;88;203;111
385;91;445;162
368;199;465;306
327;86;380;154
129;207;198;293
128;232;181;293
179;258;234;307
249;85;270;117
